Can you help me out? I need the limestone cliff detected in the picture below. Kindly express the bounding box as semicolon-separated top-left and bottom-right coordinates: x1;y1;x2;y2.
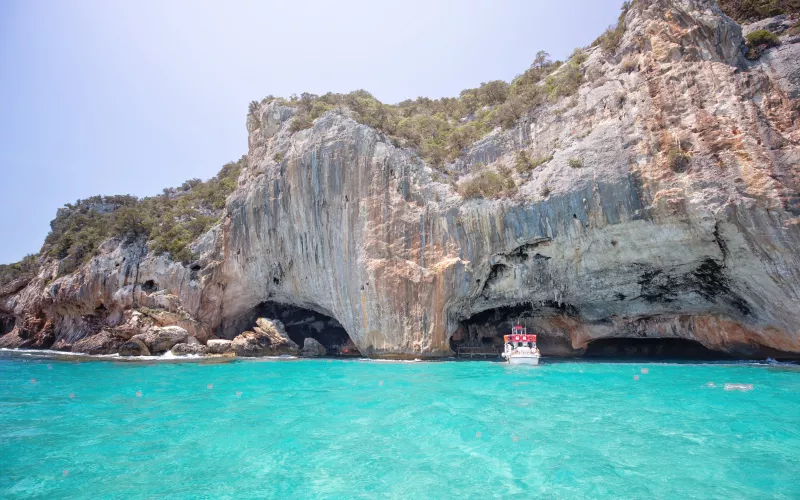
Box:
2;0;799;358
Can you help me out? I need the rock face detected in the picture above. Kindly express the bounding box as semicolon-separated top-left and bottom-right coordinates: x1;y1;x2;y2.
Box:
301;337;327;357
1;1;799;359
232;318;299;357
119;338;151;357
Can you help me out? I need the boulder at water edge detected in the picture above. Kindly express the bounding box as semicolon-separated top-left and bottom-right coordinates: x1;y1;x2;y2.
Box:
132;326;188;354
171;342;207;356
206;339;233;355
301;337;327;357
231;318;299;357
119;338;151;356
72;330;127;355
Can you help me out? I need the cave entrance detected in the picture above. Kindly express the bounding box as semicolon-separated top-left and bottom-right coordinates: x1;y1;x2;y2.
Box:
253;302;359;356
0;315;15;336
452;305;533;359
584;337;731;360
453;303;581;358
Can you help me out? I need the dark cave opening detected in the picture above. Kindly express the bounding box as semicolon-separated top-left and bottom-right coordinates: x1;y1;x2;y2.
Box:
583;337;731;359
0;315;15;336
453;304;744;359
452;304;548;358
253;302;360;356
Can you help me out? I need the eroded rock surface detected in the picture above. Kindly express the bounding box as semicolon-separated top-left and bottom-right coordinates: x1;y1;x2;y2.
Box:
1;1;799;359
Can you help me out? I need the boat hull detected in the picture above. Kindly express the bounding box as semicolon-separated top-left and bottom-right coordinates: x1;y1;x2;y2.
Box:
507;355;540;365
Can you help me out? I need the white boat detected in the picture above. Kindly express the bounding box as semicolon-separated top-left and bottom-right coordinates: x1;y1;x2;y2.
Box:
501;324;541;365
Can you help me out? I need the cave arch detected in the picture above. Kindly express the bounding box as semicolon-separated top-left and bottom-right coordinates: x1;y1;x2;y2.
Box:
226;301;360;356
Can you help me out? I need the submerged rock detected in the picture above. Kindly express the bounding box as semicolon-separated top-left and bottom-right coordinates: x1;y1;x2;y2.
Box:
301;337;327;357
119;338;151;357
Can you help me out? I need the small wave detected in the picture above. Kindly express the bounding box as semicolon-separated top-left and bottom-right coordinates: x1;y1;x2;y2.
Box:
0;348;208;362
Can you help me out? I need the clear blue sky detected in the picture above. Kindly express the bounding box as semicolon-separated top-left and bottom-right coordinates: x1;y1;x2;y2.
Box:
0;0;622;264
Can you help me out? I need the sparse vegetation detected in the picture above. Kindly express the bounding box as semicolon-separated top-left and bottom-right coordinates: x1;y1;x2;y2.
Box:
288;113;314;133
256;48;591;167
620;56;638;73
514;151;534;173
788;20;800;36
667;147;691;172
0;254;39;290
540;184;552;198
744;29;781;60
568;157;584;168
516;151;553;174
717;0;799;22
273;152;284;163
593;2;633;55
40;157;245;274
458;168;515;199
544;50;587;100
248;100;259;115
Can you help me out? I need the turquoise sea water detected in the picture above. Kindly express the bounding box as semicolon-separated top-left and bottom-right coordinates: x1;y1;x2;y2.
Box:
1;353;799;499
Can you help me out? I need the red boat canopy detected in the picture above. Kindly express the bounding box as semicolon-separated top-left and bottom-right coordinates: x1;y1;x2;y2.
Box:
504;334;537;343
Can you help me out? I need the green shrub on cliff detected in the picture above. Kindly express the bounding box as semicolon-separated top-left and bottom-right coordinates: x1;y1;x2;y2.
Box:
42;157;244;274
259;48;583;167
593;1;632;55
458;168;515;199
667;147;691;173
745;29;781;58
0;254;39;289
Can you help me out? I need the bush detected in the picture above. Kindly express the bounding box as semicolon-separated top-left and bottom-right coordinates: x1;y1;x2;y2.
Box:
568;157;583;168
667;147;691;172
540;184;552;198
289;113;314;132
620;56;638;73
273;51;565;165
592;2;632;55
248;100;259;115
545;49;587;100
788;21;800;36
515;151;553;174
42;157;245;271
745;29;780;59
0;254;39;289
458;169;515;199
514;151;534;173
